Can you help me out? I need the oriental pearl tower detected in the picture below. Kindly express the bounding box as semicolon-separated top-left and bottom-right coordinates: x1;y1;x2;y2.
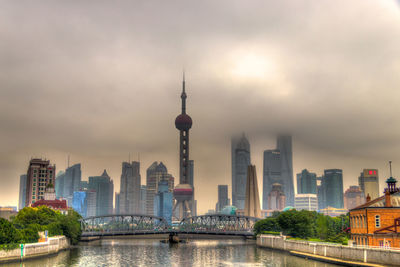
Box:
173;74;194;220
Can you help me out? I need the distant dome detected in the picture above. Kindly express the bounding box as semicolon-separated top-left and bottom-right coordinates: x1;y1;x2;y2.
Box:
175;114;192;130
220;206;237;215
283;206;295;212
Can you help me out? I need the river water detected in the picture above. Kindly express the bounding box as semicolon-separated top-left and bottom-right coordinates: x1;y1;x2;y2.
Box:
1;239;339;267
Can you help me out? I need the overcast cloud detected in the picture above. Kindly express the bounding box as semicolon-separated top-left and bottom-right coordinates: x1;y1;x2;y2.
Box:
1;0;400;214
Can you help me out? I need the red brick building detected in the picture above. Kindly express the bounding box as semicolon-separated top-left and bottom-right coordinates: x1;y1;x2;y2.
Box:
31;185;68;214
350;177;400;248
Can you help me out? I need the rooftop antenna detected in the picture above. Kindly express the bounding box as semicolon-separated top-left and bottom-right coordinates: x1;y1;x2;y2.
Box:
389;160;393;177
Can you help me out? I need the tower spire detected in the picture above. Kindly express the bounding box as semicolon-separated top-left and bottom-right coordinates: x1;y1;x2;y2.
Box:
181;71;187;114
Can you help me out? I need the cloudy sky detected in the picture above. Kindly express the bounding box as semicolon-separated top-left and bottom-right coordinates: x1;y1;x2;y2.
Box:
1;0;400;214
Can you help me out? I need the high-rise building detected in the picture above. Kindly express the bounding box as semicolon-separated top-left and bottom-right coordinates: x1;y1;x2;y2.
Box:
115;192;120;214
263;135;294;209
173;75;194;220
344;186;365;210
146;162;174;216
244;165;261;218
321;169;344;209
295;194;318;211
216;185;229;212
119;161;141;214
297;169;317;194
86;190;97;217
231;134;251;210
154;180;173;224
140;185;147;214
358;169;379;200
88;170;114;216
25;158;56;207
18;174;27;210
268;183;286;211
187;160;197;216
55;171;65;199
63;163;82;206
317;176;325;210
72;191;88;217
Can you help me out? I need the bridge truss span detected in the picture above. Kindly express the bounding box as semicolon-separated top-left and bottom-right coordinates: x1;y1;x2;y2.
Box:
81;214;170;236
178;214;260;235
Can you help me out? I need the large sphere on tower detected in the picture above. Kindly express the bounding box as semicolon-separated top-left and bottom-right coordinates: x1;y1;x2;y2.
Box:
175;114;192;130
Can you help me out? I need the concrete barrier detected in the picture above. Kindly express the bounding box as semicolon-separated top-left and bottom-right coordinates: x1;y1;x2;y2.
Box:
0;236;69;263
257;235;400;266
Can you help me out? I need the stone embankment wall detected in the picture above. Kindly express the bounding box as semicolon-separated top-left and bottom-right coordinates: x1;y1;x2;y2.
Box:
257;235;400;266
0;236;69;263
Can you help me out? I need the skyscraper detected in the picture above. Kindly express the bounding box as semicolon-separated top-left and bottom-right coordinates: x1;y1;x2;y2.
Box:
216;185;229;212
358;169;379;200
231;134;251;210
321;169;344;209
88;170;114;216
187;160;197;216
119;161;141;214
55;171;65;199
268;183;286;211
115;192;120;214
63;163;82;206
244;165;261;218
154;180;173;224
297;169;317;194
263;135;294;209
344;185;365;210
140;185;147;214
146;162;174;216
18;174;27;210
173;75;194;220
25;158;56;207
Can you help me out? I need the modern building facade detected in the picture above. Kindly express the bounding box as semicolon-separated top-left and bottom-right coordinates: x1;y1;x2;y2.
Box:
55;171;65;199
319;169;344;209
268;183;286;211
140;185;147;214
244;165;261;218
173;75;194;220
146;162;174;216
263;135;294;209
358;169;380;201
18;174;27;210
72;191;88;217
115;192;120;214
297;169;317;194
25;158;56;207
216;185;229;212
119;161;141;214
63;163;82;206
231;134;251;210
154;180;173;224
295;194;318;211
88;170;114;216
344;185;365;210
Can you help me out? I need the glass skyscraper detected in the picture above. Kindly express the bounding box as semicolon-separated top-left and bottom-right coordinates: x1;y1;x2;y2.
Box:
88;170;114;216
320;169;344;209
119;161;141;214
231;134;251;210
297;169;317;194
154;180;173;224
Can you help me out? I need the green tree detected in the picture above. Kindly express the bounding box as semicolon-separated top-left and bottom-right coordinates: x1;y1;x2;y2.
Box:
0;218;20;244
276;210;313;239
254;217;281;235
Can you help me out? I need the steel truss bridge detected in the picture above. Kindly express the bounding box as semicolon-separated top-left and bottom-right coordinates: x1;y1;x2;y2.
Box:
80;214;260;238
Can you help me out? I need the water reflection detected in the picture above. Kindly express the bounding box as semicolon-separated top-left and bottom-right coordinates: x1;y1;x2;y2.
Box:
0;239;339;267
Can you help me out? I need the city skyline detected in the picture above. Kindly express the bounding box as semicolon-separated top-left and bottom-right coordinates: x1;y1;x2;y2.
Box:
1;1;400;215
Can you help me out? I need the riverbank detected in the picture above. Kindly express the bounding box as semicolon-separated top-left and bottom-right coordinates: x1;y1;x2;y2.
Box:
257;234;399;266
0;236;69;263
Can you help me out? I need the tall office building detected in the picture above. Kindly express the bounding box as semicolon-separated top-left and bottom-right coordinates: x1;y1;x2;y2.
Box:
146;162;174;216
55;171;65;199
244;165;261;218
25;158;56;207
154;180;173;224
88;170;114;216
358;169;379;200
86;190;97;217
231;134;251;210
18;174;27;210
320;169;344;209
119;161;141;214
187;160;197;216
72;191;88;217
63;163;82;206
344;186;365;210
216;185;229;212
263;135;294;209
115;192;120;214
140;185;147;214
268;183;286;210
297;169;317;194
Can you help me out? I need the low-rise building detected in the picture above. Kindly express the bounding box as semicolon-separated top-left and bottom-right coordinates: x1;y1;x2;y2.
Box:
295;194;318;211
350;176;400;248
31;184;68;214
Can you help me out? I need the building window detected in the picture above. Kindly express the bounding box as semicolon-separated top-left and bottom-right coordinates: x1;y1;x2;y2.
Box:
375;215;381;228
